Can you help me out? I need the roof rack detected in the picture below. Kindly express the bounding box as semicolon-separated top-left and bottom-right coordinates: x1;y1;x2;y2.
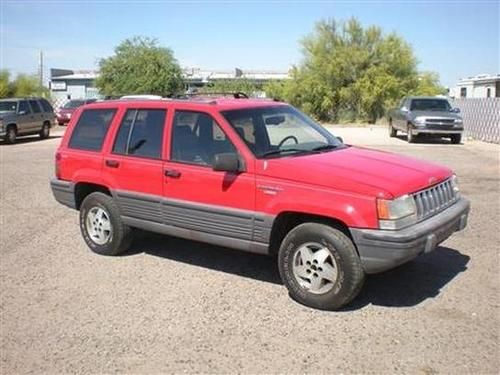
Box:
176;92;249;100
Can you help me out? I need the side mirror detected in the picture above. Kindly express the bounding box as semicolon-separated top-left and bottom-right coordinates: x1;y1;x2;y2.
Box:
18;110;26;115
401;106;409;112
213;153;243;173
451;107;461;113
336;136;344;143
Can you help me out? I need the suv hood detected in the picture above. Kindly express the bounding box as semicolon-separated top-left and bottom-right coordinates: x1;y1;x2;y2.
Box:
258;146;452;198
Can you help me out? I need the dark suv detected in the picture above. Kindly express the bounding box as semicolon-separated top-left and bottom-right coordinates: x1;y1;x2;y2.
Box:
0;97;55;144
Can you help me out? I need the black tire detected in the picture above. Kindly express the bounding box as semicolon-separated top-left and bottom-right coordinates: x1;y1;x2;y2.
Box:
278;223;365;310
39;122;50;139
407;126;416;143
5;125;17;144
388;120;397;137
79;192;132;256
450;134;462;144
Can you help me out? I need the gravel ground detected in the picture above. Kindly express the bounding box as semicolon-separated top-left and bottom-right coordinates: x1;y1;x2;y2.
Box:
1;126;498;374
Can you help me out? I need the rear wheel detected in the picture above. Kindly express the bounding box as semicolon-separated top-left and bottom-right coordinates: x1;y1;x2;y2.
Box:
278;223;365;310
5;125;17;144
450;134;462;144
388;119;397;137
79;192;133;256
39;122;50;139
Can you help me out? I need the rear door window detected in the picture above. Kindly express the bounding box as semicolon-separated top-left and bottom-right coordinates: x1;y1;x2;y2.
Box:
39;99;54;112
29;100;42;113
69;109;116;151
112;109;166;159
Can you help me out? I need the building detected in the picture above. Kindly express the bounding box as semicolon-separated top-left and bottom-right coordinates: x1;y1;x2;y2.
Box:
449;74;500;98
49;67;290;101
182;67;290;92
50;69;100;101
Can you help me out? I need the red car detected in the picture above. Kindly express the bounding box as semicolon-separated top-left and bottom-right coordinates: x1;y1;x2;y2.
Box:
56;99;97;125
50;96;470;310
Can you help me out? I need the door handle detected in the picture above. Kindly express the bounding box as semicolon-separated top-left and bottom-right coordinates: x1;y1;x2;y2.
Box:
105;159;120;168
164;169;181;178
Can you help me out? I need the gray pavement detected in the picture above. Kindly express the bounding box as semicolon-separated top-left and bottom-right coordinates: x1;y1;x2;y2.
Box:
1;126;498;374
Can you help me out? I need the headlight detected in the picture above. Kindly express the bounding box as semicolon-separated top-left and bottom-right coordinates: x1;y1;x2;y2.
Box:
450;174;460;197
454;118;463;124
377;195;417;230
414;116;426;126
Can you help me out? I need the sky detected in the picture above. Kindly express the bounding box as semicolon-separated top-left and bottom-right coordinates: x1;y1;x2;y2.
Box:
1;0;499;88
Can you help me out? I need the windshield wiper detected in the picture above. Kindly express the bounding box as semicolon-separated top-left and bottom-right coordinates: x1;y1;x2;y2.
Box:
261;148;310;158
311;144;339;152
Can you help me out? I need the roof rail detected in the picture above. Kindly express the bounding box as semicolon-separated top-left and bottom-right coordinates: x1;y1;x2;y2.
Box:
177;92;249;99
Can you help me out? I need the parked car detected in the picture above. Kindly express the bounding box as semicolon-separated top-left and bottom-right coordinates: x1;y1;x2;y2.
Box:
0;97;55;144
50;96;470;310
388;96;464;144
56;99;97;125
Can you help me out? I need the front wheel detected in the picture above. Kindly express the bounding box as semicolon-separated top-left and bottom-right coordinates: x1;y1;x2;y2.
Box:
278;223;365;310
79;192;133;256
5;126;17;144
407;126;416;143
450;134;462;144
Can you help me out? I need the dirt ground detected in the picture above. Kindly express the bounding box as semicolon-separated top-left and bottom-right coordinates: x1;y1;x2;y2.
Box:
1;125;498;374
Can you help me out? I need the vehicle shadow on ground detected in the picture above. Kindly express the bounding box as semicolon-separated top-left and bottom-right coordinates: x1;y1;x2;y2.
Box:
126;232;470;309
1;134;62;146
394;134;458;145
126;231;282;285
343;246;470;310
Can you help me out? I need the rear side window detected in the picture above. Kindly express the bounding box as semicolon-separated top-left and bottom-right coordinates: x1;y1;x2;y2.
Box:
29;100;42;113
112;109;166;159
69;109;116;151
39;99;54;112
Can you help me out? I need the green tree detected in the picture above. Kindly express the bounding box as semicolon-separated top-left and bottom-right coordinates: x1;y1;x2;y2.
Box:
96;36;184;97
412;72;446;96
12;73;50;97
272;18;443;123
0;70;11;98
199;78;261;96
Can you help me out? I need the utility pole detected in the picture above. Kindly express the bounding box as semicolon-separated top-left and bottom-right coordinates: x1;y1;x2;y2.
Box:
38;50;43;88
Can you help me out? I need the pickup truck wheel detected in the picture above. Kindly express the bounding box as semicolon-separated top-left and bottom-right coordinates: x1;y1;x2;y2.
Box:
450;134;462;144
407;127;416;143
79;192;132;256
278;223;365;310
5;125;17;144
39;122;50;139
388;120;397;137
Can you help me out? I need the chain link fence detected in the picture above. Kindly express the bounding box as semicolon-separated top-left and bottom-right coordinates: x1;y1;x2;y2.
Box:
451;98;500;144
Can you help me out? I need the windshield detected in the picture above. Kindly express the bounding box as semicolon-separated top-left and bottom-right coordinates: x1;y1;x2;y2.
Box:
222;105;343;158
0;101;17;112
410;99;451;111
63;100;85;109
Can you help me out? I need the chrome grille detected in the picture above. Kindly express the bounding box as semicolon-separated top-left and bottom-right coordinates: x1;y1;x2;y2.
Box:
413;179;458;221
425;118;455;125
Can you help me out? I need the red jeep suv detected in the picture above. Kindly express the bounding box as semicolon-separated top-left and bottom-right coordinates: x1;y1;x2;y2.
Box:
50;96;470;310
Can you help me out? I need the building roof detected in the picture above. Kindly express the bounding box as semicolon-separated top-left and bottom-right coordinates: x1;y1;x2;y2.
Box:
456;74;500;85
51;67;290;82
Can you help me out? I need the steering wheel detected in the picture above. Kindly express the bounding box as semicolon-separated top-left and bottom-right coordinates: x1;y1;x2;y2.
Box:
277;135;299;148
